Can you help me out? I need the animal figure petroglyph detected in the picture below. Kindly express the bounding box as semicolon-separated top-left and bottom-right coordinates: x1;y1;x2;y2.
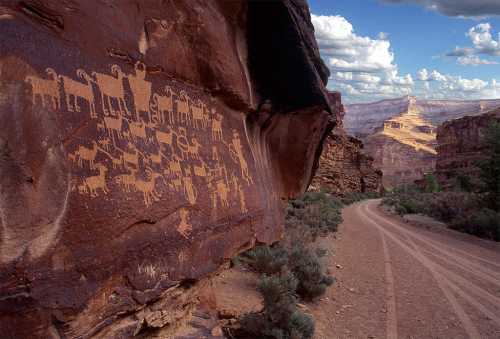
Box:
103;113;124;141
82;165;109;197
25;68;60;110
166;154;183;178
155;127;174;147
128;62;152;120
211;112;223;141
59;69;97;118
177;208;192;239
191;99;208;129
132;170;162;207
128;120;147;141
151;86;175;124
98;138;112;152
115;169;137;192
71;141;99;169
176;91;192;126
92;65;129;115
110;154;125;170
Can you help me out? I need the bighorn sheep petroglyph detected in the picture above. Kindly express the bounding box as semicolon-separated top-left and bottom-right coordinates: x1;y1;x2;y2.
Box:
25;68;60;110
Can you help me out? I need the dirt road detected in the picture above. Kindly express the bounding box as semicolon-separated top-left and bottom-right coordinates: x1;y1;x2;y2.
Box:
310;199;500;339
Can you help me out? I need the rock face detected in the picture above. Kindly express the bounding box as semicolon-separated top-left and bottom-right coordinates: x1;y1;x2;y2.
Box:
0;1;333;338
436;108;500;189
311;92;383;194
345;96;500;187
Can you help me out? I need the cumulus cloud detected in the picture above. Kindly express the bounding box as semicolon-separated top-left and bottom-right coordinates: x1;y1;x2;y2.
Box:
381;0;500;18
445;22;500;66
312;14;414;102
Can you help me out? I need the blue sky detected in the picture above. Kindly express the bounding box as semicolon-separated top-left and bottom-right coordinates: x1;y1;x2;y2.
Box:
309;0;500;103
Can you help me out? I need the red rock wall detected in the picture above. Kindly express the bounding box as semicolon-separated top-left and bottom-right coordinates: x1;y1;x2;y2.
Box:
436;109;500;189
311;92;383;194
0;1;333;337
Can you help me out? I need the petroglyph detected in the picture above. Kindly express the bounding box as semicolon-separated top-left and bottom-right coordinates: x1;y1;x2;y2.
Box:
92;65;129;116
25;63;255;212
25;68;60;110
177;208;192;239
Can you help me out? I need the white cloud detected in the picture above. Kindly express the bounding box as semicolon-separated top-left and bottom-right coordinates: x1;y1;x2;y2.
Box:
457;55;499;65
446;23;500;65
382;0;500;18
312;14;414;102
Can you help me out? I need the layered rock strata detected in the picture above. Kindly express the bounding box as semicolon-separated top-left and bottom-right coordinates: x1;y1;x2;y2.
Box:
0;1;334;337
345;96;500;187
436;108;500;189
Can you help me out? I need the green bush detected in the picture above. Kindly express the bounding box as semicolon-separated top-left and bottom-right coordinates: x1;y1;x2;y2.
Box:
450;209;500;241
239;272;315;339
289;245;335;300
341;191;381;205
242;245;288;275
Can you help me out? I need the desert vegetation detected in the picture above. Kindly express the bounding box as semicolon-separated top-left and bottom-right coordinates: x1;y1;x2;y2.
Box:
383;122;500;241
228;191;380;338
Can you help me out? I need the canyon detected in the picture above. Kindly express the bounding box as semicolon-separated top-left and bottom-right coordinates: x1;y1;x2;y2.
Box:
311;92;383;195
345;96;500;187
0;1;335;338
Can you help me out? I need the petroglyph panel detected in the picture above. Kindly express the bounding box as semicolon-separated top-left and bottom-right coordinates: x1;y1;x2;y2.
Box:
25;62;254;222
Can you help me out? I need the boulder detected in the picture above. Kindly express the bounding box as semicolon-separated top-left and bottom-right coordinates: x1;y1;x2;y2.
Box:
0;1;333;337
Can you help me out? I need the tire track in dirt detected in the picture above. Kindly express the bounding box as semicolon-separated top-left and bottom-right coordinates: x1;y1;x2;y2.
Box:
357;203;482;339
360;200;500;338
379;230;398;339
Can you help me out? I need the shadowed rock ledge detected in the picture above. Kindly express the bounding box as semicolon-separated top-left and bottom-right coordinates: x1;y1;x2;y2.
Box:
0;1;335;337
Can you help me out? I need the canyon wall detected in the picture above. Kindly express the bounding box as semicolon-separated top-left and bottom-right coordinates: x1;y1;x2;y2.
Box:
311;92;383;194
0;1;334;338
345;96;500;187
436;108;500;189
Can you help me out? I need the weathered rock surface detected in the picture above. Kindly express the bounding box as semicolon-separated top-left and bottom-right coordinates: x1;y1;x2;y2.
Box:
344;96;500;187
436;108;500;189
311;92;382;194
0;1;333;337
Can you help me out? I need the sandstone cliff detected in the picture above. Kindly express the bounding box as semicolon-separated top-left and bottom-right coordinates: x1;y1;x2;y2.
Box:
345;96;500;187
0;1;334;338
436;108;500;189
311;92;383;195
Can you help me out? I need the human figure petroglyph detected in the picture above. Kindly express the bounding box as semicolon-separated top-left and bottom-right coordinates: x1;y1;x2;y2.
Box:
59;69;97;118
92;65;129;116
176;127;190;160
132;169;162;207
82;164;109;197
229;130;252;184
182;169;198;205
211;111;223;141
231;174;248;213
193;162;208;178
25;68;60;110
123;143;140;169
187;138;202;159
128;61;152;120
151;86;175;124
177;208;192;239
176;91;192;126
71;141;99;169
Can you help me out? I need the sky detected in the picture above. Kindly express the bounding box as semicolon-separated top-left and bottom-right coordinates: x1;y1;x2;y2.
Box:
308;0;500;103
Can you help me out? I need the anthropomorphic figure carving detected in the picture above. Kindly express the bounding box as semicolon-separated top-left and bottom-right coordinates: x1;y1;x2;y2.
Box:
128;61;152;121
211;111;223;141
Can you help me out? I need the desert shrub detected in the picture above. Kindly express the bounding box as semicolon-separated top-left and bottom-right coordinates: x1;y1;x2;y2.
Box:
424;174;441;193
239;272;315;339
450;209;500;241
341;191;381;205
286;192;343;239
288;245;335;300
241;245;288;275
